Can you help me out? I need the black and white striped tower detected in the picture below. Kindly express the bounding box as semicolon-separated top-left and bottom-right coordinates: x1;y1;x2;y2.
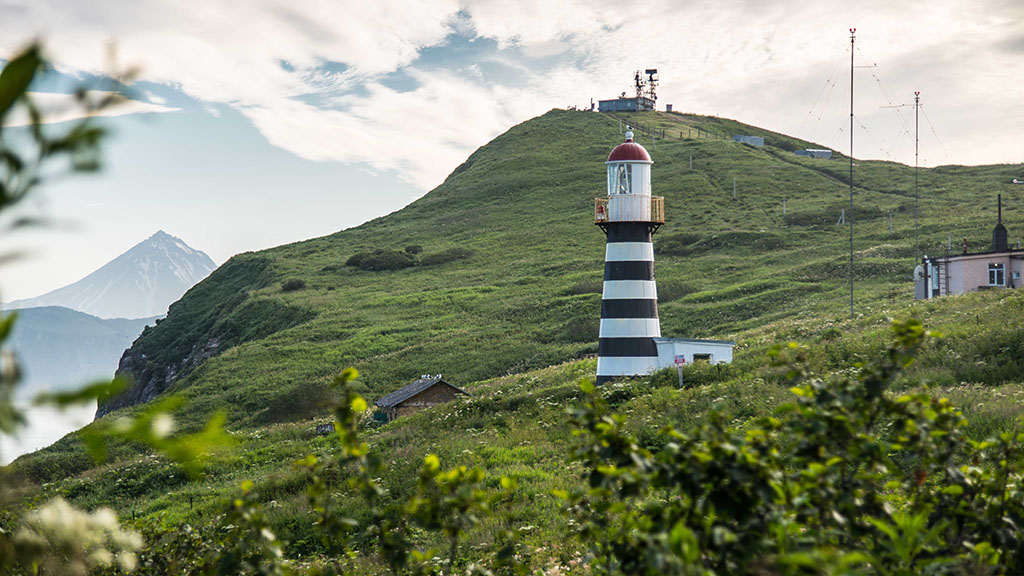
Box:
594;129;665;384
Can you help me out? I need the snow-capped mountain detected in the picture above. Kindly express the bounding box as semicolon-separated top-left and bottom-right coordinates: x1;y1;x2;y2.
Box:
7;231;217;319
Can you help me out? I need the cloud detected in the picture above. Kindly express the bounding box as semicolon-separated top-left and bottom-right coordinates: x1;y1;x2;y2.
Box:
3;91;180;127
2;0;1023;191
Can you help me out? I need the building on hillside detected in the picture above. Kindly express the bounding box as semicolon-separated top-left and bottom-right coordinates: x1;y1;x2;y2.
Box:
654;338;736;366
598;70;659;112
599;96;656;112
373;375;469;422
794;149;833;159
916;195;1023;299
732;135;764;147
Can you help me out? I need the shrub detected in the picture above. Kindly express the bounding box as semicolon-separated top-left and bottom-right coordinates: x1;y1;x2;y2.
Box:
280;278;306;292
256;381;333;424
345;250;417;271
420;247;474;266
404;244;423;255
563;319;1024;574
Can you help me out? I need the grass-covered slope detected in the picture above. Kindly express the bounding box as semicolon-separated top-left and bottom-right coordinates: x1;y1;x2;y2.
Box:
15;289;1024;569
7;108;1024;568
95;109;1022;431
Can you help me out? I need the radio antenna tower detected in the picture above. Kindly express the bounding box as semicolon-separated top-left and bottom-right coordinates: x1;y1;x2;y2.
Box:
848;28;855;321
645;69;659;102
634;70;646;99
881;91;922;260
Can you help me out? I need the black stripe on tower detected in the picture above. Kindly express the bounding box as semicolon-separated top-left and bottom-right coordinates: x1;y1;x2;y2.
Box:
601;299;660;318
598;338;659;357
604;222;656;242
605;261;655;281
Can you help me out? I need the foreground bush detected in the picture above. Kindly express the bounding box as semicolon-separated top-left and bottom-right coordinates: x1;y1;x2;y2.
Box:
118;319;1024;575
565;319;1024;575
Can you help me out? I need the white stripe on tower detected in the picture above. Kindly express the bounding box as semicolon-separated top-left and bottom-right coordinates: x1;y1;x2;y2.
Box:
605;242;655;262
602;280;658;300
596;356;661;377
599;318;662;338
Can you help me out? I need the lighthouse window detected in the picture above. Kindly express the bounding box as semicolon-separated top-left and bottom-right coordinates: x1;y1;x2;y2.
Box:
989;263;1005;286
614;164;632;194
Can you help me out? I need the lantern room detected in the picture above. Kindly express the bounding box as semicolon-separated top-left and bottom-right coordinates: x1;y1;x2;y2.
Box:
596;129;663;226
605;130;653;197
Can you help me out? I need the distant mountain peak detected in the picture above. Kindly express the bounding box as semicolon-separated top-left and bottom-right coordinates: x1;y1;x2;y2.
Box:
7;232;217;319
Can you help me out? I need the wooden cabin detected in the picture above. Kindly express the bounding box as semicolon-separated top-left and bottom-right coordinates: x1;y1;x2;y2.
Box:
373;375;469;422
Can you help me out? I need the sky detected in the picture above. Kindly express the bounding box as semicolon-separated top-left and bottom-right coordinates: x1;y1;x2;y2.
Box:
1;0;1023;301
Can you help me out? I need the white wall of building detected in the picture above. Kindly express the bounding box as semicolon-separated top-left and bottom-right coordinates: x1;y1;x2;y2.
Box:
654;338;735;368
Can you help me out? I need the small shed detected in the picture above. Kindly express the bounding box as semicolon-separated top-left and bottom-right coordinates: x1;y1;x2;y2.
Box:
732;135;764;147
653;338;736;367
373;375;469;422
794;149;833;159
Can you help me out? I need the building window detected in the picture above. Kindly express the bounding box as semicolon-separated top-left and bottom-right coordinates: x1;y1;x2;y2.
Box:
693;353;712;363
989;263;1005;286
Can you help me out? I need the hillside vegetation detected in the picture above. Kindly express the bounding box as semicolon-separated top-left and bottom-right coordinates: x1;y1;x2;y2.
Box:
6;109;1024;571
93;109;1024;429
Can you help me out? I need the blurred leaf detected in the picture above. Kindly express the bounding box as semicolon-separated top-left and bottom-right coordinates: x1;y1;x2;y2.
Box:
0;310;16;341
0;44;41;120
160;410;234;479
33;377;128;408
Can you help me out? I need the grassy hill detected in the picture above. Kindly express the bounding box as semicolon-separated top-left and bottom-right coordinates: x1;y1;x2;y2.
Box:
5;109;1024;569
85;109;1024;430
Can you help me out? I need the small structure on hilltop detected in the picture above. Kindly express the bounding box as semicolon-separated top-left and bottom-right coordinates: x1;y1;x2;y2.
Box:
373;375;469;422
916;195;1023;299
794;149;833;159
733;135;764;147
654;338;736;366
598;69;659;112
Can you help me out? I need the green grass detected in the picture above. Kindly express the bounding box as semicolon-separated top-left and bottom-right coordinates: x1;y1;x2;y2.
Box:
6;108;1024;569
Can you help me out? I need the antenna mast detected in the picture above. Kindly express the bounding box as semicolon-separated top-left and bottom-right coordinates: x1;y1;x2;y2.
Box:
645;69;659;102
849;28;855;321
914;91;920;261
634;70;645;99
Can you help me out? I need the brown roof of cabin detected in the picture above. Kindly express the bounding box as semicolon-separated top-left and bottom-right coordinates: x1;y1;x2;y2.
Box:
373;377;470;409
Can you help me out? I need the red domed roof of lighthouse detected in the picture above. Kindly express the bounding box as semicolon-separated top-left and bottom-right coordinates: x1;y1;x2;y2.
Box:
607;132;652;162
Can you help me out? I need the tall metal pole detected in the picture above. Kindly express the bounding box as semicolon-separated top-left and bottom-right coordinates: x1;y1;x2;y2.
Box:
914;91;920;261
849;28;855;320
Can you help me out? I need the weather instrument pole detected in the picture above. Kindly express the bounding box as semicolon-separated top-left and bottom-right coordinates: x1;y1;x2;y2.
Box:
915;91;920;261
881;91;922;260
849;28;855;321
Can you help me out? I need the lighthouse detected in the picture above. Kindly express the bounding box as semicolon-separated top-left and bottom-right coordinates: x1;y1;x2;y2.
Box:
595;129;665;384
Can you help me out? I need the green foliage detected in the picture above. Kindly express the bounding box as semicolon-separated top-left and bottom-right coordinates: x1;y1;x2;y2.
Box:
345;250;416;271
281;278;307;292
563;319;1024;574
404;245;423;255
71;105;1024;449
419;247;473;267
0;41;160;575
297;367;515;575
83;394;235;479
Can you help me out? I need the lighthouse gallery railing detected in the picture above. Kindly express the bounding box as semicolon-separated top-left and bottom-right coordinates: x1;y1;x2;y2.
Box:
594;196;664;224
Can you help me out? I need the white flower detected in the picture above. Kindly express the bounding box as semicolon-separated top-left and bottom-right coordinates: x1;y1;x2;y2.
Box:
151;413;175;439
